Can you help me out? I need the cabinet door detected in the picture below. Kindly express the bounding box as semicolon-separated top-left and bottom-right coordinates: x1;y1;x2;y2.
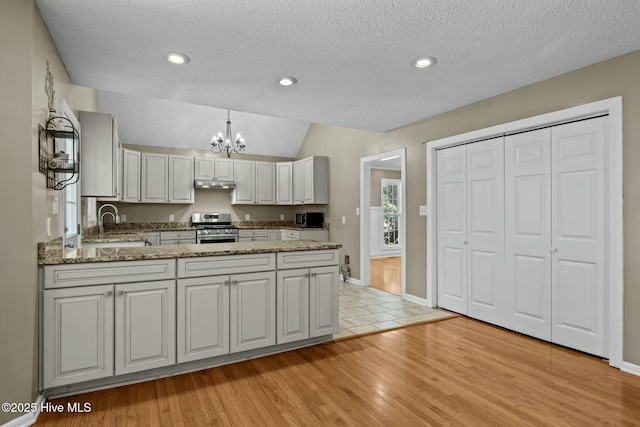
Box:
233;160;255;204
309;266;339;337
276;269;309;344
195;157;214;180
276;162;293;205
80;111;119;198
145;232;160;246
115;280;175;375
267;230;281;241
230;271;276;353
141;153;168;203
169;155;194;203
43;285;114;388
122;149;141;203
256;162;276;204
177;276;230;363
293;160;304;204
302;157;315;204
214;158;234;181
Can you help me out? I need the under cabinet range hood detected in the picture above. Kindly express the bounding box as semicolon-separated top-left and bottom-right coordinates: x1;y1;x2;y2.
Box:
194;180;236;189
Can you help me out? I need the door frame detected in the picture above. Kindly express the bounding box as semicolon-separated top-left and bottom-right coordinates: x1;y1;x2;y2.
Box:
360;148;406;297
426;97;623;369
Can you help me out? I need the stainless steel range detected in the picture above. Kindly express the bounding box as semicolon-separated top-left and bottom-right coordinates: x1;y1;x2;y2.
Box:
191;213;238;244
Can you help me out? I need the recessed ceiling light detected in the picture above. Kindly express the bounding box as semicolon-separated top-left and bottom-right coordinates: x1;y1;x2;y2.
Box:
278;76;298;86
166;52;190;65
414;57;437;68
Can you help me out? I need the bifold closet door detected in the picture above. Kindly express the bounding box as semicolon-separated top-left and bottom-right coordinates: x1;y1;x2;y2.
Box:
505;129;552;341
466;139;505;326
436;145;467;314
551;117;606;357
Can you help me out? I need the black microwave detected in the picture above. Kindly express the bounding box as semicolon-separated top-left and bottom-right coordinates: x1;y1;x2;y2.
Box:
295;212;324;228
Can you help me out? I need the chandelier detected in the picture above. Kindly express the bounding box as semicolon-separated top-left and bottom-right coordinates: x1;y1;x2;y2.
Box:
210;110;245;158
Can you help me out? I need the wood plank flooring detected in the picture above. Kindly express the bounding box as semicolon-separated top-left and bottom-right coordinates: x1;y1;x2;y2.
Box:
370;256;401;295
36;317;640;426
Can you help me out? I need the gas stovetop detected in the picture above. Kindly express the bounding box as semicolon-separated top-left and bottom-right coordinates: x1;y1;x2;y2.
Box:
191;213;237;231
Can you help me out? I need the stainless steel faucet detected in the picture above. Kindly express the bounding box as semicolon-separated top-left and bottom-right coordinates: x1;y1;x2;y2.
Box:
98;203;120;234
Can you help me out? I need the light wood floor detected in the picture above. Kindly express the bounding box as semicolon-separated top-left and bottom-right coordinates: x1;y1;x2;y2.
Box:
36;317;640;426
370;256;401;295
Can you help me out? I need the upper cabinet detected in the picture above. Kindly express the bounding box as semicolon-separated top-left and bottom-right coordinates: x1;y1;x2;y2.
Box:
194;157;234;181
141;153;194;204
122;149;141;203
79;111;122;199
232;160;275;205
293;156;329;205
194;157;214;180
215;158;234;181
276;162;293;205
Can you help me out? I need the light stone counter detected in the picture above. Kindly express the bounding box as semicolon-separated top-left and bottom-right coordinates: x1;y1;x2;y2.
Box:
38;240;342;265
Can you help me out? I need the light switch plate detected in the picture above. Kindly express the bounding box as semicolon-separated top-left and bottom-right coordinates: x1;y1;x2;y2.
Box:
245;214;250;221
356;207;360;216
342;216;346;224
169;214;174;222
120;214;127;222
419;205;428;216
280;214;284;220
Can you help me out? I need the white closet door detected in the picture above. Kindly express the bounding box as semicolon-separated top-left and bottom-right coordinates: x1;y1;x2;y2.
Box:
505;129;552;340
551;117;606;357
466;138;505;326
436;145;467;314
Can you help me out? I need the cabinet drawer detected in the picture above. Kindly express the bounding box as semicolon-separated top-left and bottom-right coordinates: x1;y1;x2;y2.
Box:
238;229;268;237
281;230;300;240
43;259;176;289
178;253;276;278
161;230;196;240
277;250;339;269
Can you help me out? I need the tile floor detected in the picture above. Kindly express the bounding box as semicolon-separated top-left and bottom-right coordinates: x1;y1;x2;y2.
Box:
335;280;456;339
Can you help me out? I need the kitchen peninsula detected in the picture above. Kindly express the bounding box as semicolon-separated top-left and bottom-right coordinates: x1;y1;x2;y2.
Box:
38;239;341;398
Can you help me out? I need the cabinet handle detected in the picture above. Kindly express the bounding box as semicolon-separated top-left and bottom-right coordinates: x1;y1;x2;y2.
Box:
550;247;558;253
231;280;238;285
117;290;124;296
105;290;113;297
304;273;309;278
311;272;317;277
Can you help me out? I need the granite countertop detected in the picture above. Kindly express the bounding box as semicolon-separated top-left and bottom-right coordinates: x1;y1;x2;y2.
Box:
82;232;148;244
38;240;342;265
233;221;329;230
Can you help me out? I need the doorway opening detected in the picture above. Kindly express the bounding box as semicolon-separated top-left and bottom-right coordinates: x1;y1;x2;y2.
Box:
360;149;406;297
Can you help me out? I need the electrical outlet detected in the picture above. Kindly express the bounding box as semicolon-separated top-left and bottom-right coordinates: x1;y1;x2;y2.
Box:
52;196;59;215
280;214;285;220
419;205;428;216
245;214;250;221
342;216;346;224
169;214;175;222
356;207;360;216
120;214;127;222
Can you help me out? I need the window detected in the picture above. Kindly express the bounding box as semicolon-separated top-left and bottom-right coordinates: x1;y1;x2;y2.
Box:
381;179;401;248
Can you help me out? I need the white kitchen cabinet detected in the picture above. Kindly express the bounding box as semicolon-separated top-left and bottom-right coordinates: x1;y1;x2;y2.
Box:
122;149;141;203
267;230;280;241
141;153;194;203
214;158;234;181
141;153;168;203
230;271;276;353
42;285;114;388
160;230;196;245
238;229;268;242
177;276;230;363
169;155;194;203
232;160;276;205
194;157;215;180
293;156;329;205
114;280;176;375
276;162;293;205
145;232;160;246
276;269;309;344
309;266;339;337
232;160;256;204
79;111;122;199
281;229;300;241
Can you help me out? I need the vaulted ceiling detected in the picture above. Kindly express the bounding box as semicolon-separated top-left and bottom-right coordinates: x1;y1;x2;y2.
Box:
37;0;640;156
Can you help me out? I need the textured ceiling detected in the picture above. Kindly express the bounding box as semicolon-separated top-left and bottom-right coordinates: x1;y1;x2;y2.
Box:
36;0;640;148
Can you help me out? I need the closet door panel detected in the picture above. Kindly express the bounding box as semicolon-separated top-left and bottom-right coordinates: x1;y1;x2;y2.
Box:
436;145;467;314
551;117;606;357
505;129;552;340
466;138;505;326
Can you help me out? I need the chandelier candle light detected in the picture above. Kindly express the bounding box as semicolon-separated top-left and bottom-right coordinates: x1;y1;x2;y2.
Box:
211;110;246;158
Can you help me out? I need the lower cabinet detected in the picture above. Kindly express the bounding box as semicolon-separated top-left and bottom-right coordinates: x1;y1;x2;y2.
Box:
42;280;175;388
177;276;230;363
43;285;114;389
276;265;338;344
114;280;176;375
230;271;276;353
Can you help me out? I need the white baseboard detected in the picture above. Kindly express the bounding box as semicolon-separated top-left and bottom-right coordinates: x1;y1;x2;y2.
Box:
2;395;45;427
402;293;428;306
621;361;640;377
339;275;363;286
